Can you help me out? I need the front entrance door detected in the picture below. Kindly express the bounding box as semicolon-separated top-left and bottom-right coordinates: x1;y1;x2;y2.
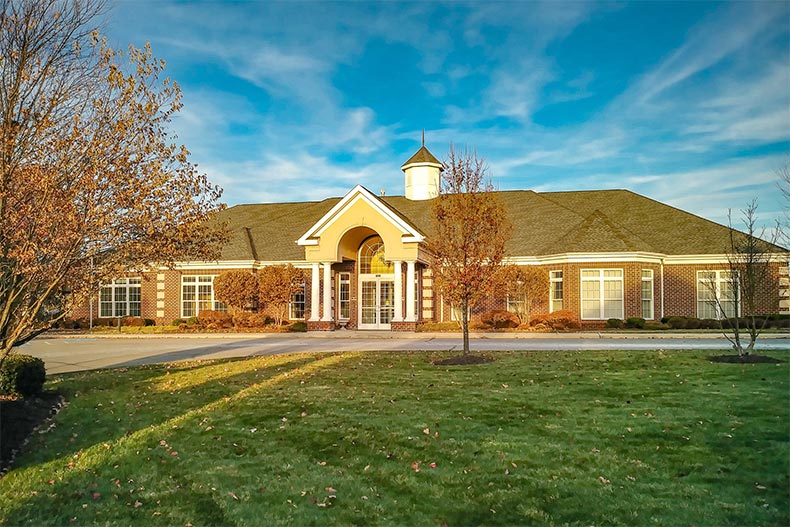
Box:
359;277;394;330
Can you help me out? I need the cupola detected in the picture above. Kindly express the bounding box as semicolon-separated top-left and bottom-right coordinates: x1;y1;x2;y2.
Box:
401;136;442;201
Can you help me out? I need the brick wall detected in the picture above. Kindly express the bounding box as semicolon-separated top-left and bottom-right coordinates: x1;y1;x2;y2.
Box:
428;261;788;327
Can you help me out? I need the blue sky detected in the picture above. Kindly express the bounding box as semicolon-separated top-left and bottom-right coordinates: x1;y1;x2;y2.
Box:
106;0;789;230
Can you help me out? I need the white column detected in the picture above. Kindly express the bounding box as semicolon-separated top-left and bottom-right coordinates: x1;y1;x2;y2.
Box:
321;262;333;322
405;260;416;322
309;263;320;321
393;260;403;322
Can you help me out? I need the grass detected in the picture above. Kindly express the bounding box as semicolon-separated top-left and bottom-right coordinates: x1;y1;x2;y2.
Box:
0;349;787;526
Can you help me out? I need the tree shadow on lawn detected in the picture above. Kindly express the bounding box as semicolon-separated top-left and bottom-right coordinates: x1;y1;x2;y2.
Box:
6;354;319;472
1;353;354;526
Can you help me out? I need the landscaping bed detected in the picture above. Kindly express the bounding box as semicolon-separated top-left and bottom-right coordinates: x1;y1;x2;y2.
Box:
1;350;787;526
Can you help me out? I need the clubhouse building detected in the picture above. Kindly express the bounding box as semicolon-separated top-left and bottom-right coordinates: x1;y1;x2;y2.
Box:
74;144;789;330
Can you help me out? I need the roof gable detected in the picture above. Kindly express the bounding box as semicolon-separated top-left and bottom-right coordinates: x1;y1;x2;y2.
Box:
297;185;424;246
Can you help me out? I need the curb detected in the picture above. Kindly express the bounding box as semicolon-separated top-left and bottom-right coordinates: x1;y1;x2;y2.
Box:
37;331;790;341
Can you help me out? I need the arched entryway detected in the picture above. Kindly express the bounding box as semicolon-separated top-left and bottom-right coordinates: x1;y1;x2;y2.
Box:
357;235;394;329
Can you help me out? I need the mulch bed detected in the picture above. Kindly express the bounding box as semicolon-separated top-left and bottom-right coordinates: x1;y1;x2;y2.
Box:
433;354;495;366
1;391;65;474
708;354;786;364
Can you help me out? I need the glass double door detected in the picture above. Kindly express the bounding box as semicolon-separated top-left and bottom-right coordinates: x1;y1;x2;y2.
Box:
359;276;394;330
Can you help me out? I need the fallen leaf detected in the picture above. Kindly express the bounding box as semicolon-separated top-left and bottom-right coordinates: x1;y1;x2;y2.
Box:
411;462;420;472
598;476;610;484
133;501;143;508
92;492;101;500
423;428;430;435
430;462;437;469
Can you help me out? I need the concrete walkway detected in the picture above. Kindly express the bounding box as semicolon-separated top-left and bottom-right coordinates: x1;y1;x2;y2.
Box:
19;331;790;374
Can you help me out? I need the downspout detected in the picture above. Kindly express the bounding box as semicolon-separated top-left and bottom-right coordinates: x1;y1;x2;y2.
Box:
660;258;665;320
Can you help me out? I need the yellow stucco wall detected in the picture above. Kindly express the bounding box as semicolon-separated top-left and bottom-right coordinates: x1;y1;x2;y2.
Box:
303;197;422;263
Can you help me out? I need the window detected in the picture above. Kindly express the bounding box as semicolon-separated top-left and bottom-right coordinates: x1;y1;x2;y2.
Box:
641;269;654;320
581;269;623;320
289;283;306;320
181;276;226;318
549;271;563;312
697;271;738;319
100;278;141;317
338;273;350;320
359;236;393;274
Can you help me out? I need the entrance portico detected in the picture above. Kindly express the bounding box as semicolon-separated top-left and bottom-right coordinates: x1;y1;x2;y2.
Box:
297;185;428;331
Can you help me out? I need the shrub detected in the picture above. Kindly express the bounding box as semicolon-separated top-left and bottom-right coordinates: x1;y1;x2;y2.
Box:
644;321;670;330
171;318;186;326
232;311;254;328
625;317;645;329
186;317;199;326
530;310;580;331
480;310;519;329
0;354;46;397
121;317;146;327
666;316;687;329
248;313;273;327
197;310;233;329
699;318;719;329
606;318;623;329
684;317;701;329
287;321;307;332
469;318;491;331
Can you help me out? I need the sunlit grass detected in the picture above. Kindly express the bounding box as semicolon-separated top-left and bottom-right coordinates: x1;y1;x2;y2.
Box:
1;350;787;526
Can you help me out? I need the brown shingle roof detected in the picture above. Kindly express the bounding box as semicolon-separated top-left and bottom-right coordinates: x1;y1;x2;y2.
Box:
212;189;774;261
401;146;442;167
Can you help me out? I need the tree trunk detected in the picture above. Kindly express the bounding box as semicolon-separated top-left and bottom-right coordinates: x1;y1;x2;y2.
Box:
461;297;470;354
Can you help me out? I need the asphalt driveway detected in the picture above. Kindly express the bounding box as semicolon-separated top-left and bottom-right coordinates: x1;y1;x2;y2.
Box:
17;332;790;374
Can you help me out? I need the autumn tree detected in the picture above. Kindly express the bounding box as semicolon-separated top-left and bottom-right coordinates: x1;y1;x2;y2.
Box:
257;265;304;327
0;0;225;363
496;265;549;325
213;271;258;312
431;145;512;354
704;200;784;356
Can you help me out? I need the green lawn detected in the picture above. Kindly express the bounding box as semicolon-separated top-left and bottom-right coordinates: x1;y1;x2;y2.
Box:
1;350;788;526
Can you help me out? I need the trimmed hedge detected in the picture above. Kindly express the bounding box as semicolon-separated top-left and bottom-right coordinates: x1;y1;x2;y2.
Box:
625;317;645;329
606;318;623;329
0;354;46;397
480;310;519;329
530;310;581;331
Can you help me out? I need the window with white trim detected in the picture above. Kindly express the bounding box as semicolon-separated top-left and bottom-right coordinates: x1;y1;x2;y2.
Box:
181;276;226;318
549;270;563;312
581;269;623;320
641;269;654;320
338;273;350;320
100;278;141;317
289;283;306;320
697;270;738;319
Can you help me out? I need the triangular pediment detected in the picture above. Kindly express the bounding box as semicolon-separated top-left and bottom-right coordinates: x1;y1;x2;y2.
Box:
297;185;424;247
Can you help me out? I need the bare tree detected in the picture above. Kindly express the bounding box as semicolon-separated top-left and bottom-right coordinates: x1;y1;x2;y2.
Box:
0;0;225;362
431;145;512;354
496;264;548;325
257;265;304;327
704;200;784;356
777;162;790;248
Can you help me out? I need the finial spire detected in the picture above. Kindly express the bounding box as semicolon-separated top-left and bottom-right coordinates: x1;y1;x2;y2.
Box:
421;128;425;147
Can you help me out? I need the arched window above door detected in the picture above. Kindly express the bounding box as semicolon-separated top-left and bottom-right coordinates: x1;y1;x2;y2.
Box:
359;236;393;274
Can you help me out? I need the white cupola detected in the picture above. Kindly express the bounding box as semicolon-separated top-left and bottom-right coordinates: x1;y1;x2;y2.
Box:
401;138;443;201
